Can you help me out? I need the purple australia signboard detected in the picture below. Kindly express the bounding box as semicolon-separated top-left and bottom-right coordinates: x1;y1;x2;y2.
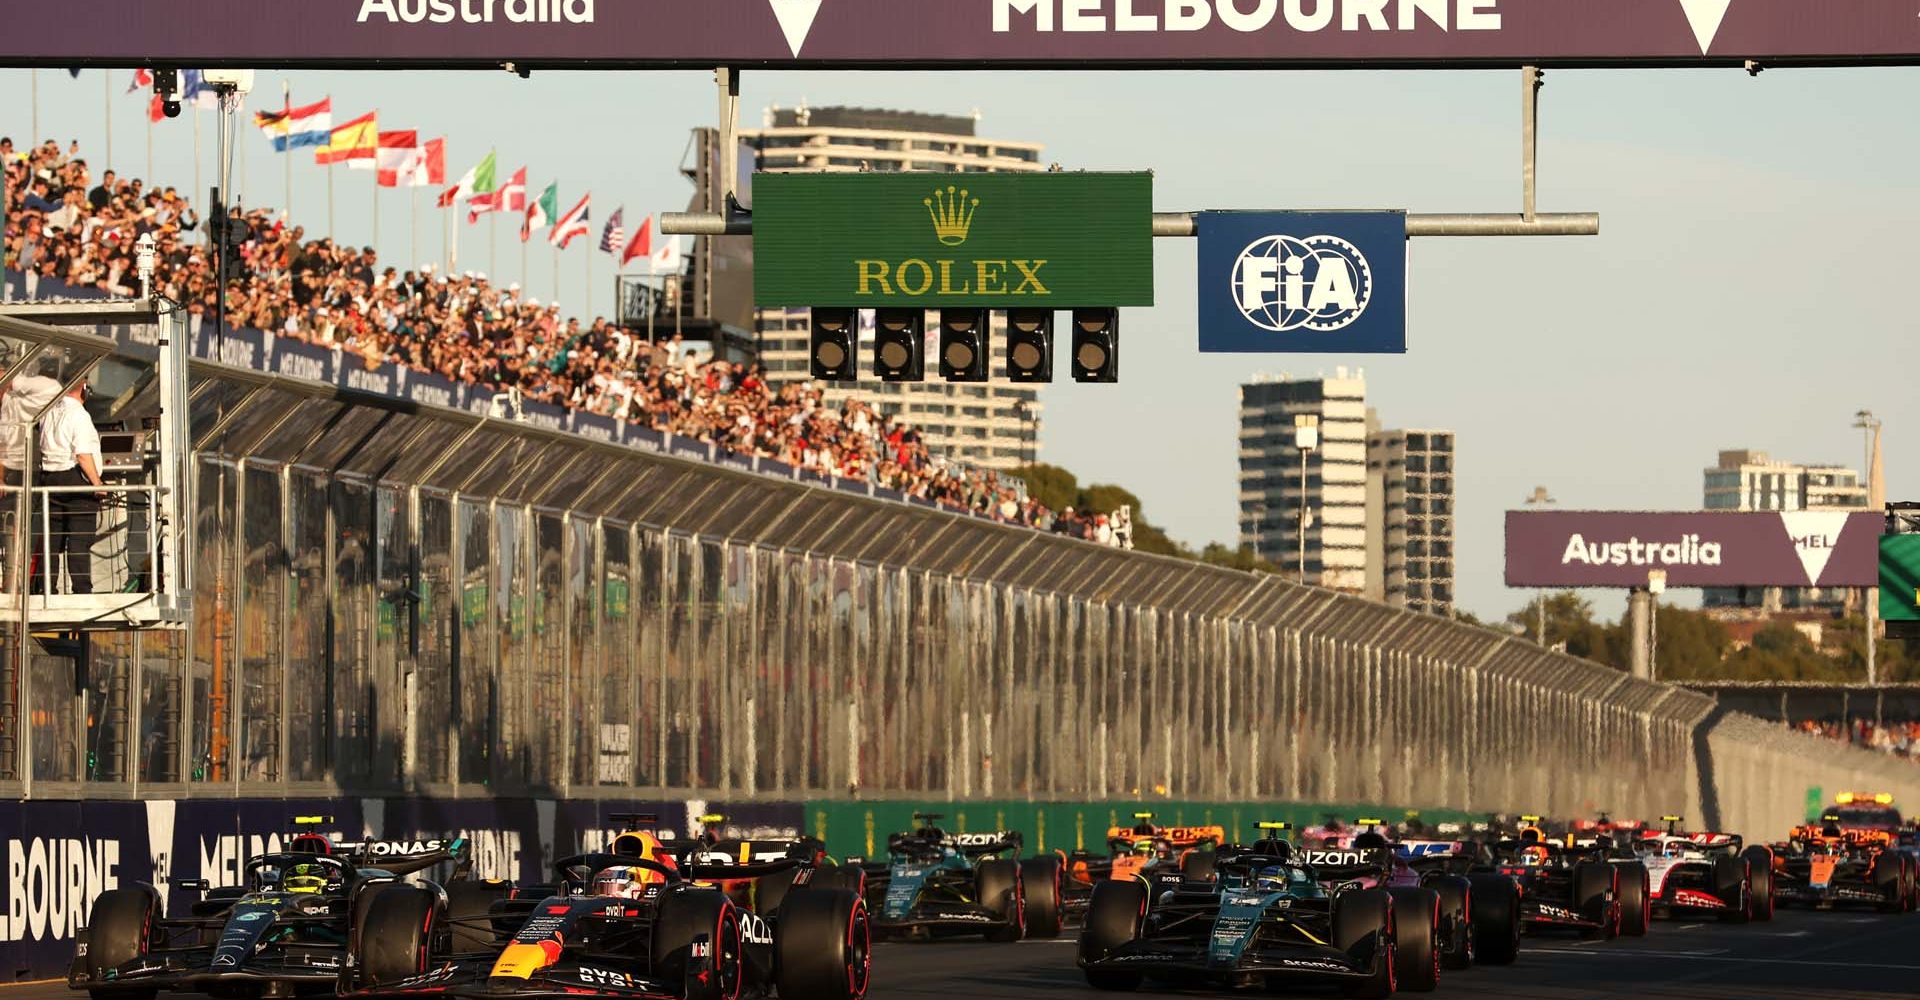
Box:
1506;510;1883;589
3;1;1920;68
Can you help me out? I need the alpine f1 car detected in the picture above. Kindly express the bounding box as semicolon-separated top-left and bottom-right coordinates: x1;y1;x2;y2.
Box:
1479;819;1628;940
1077;838;1435;996
858;814;1060;941
1628;817;1772;923
339;850;869;1000
70;828;473;1000
1306;820;1519;968
1772;813;1914;912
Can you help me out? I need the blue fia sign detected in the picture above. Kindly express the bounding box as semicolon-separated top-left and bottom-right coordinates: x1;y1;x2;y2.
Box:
1197;211;1407;354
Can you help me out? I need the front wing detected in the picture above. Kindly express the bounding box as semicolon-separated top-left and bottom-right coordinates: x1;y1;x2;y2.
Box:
1082;937;1378;984
340;959;681;1000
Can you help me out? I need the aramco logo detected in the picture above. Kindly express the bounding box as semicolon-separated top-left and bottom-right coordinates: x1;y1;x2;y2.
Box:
1232;234;1373;333
925;186;980;246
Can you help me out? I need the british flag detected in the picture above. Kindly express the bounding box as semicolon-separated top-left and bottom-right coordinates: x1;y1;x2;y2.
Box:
599;207;624;256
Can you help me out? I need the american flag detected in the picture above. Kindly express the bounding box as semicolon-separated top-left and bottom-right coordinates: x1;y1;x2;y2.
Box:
599;208;624;256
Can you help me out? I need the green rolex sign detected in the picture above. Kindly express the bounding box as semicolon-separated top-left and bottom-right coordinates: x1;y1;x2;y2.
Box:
1880;535;1920;622
752;172;1154;308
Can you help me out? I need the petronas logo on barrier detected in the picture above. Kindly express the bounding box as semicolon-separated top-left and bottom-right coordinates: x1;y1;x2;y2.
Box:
925;186;980;246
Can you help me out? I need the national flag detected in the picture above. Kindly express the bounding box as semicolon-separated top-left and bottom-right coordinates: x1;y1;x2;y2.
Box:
439;150;493;209
127;69;151;95
181;70;219;110
470;166;525;224
621;216;653;267
521;182;558;243
402;138;447;189
650;234;685;274
374;130;420;187
598;208;625;255
550;193;591;249
315;111;378;167
256;98;333;152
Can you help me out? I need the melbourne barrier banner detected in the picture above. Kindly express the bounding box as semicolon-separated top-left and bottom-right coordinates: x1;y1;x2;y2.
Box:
0;796;802;981
3;1;1920;67
1196;211;1407;354
753;172;1154;308
1505;510;1883;588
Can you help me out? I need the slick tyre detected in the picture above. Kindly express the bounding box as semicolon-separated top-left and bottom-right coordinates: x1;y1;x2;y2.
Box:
356;886;438;988
1020;857;1064;939
1079;880;1148;992
443;879;512;954
975;859;1026;943
1333;888;1397;1000
1426;876;1472;970
775;888;871;1000
1466;874;1520;966
84;887;160;1000
1573;863;1618;939
1618;865;1652;937
1873;853;1905;914
653;889;744;1000
1740;847;1774;923
1386;888;1440;992
1713;857;1752;924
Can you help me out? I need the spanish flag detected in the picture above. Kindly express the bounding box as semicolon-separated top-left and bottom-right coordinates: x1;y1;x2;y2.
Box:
314;111;377;168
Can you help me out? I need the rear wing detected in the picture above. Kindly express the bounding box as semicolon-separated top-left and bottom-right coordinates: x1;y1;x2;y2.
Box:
688;839;822;867
943;830;1024;857
341;836;473;878
1297;846;1391;881
1394;840;1470;860
1099;824;1226;848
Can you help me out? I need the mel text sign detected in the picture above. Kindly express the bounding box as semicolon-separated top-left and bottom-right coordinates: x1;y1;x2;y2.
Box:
1506;510;1883;589
1197;211;1406;354
752;172;1153;308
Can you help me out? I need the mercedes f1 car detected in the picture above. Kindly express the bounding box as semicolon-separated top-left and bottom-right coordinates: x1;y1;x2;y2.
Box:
1772;813;1914;912
857;814;1060;942
1628;818;1773;923
338;850;869;1000
70;828;472;1000
1077;838;1434;996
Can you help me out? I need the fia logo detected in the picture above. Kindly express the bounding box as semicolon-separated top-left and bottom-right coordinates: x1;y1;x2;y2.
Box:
1233;234;1372;333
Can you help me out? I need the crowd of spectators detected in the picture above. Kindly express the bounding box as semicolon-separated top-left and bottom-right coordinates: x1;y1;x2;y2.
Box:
2;138;1135;545
1793;719;1920;760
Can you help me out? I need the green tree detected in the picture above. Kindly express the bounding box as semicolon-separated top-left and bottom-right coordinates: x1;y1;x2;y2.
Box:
1199;542;1280;575
1008;464;1186;557
1505;591;1623;666
1646;607;1733;681
1722;621;1846;682
1010;463;1079;514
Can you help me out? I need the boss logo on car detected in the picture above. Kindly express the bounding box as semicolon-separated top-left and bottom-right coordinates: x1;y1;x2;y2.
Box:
739;912;774;945
578;967;636;988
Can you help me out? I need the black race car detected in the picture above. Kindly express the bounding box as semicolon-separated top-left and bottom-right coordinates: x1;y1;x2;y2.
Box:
70;831;472;1000
857;815;1061;941
1479;834;1624;939
339;851;869;1000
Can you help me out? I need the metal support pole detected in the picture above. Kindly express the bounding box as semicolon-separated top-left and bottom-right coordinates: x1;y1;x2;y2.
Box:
716;68;741;215
1522;65;1542;222
663;210;1599;239
1297;449;1308;585
1628;589;1653;682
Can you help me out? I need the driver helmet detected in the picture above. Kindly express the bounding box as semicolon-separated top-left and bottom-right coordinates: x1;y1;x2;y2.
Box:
1352;831;1388;851
1520;845;1550;867
283;862;330;895
592;865;666;899
1153;839;1176;862
1663;840;1687;858
1255;867;1292;892
1130;838;1155;857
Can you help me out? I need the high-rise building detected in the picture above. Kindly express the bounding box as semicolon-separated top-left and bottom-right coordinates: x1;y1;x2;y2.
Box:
1238;370;1455;615
742;105;1047;470
1367;425;1456;616
1703;449;1868;610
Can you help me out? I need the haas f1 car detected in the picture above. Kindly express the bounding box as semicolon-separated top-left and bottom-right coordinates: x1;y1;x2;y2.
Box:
340;850;870;1000
70;831;472;1000
858;814;1060;942
1628;819;1774;923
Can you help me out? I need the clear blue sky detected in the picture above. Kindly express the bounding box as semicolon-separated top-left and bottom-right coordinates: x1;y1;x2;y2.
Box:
3;65;1910;622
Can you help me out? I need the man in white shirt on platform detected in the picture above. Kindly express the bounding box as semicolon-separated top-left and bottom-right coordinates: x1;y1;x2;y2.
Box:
38;378;104;594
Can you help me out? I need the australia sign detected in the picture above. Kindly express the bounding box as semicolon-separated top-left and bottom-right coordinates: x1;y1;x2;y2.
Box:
1506;510;1884;589
1197;211;1406;353
5;1;1920;68
752;172;1153;308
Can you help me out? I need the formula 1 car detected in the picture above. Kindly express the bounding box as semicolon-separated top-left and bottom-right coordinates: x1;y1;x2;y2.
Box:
339;851;869;1000
858;814;1060;941
1628;817;1772;923
1304;820;1517;968
1772;813;1915;912
1062;814;1226;917
1077;838;1432;996
1479;819;1626;939
70;827;472;1000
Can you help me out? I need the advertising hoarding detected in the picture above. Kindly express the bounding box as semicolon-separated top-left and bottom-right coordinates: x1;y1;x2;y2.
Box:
1505;510;1882;589
1196;211;1406;354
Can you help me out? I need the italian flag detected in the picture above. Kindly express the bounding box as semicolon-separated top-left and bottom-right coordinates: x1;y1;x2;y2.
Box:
522;182;559;243
440;150;494;209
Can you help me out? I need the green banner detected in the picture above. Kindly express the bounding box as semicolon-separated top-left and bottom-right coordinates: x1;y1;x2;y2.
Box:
1881;536;1920;622
752;172;1154;308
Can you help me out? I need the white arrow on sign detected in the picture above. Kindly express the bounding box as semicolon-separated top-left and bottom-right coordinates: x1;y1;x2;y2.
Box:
769;0;825;58
1778;510;1853;586
1677;0;1734;54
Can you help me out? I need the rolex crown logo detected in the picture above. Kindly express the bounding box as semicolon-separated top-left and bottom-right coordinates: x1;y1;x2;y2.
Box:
924;185;980;247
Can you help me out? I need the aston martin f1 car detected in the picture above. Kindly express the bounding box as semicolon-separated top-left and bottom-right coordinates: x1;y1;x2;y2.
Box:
1629;818;1772;923
857;814;1060;941
1077;840;1428;997
70;830;472;1000
339;851;869;1000
1772;814;1914;912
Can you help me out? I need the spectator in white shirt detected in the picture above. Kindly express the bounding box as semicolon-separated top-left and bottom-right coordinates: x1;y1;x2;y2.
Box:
38;379;104;594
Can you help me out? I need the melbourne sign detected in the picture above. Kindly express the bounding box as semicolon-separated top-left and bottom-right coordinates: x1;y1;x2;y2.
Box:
10;1;1920;68
752;172;1153;308
1506;510;1882;589
1197;211;1406;353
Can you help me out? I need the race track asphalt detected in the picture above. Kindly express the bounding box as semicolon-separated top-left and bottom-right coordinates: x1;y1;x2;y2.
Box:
16;906;1917;1000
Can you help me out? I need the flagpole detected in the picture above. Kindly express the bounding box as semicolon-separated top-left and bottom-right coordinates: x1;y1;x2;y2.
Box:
372;174;381;256
103;71;113;172
645;259;654;344
193;106;202;212
446;201;455;275
489;214;497;282
282;81;292;224
145;113;153;191
552;243;559;306
29;70;37;149
410;184;419;273
327;160;335;242
521;226;529;294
